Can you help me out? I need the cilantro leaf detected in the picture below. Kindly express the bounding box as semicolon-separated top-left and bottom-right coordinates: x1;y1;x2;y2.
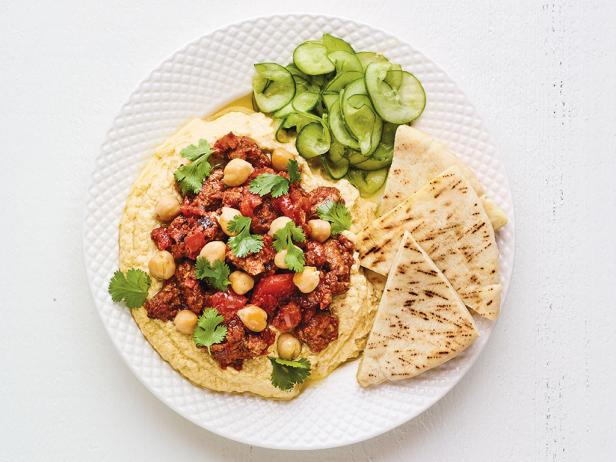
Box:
249;173;290;198
180;138;212;161
174;139;213;194
317;200;352;235
195;258;230;291
269;357;311;391
273;221;306;272
227;215;264;257
193;308;227;354
288;159;301;184
108;269;151;309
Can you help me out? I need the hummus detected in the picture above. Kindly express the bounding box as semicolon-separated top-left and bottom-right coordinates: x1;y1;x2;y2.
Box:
119;111;380;399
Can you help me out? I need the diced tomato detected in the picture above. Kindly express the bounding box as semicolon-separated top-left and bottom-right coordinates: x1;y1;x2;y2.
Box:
239;192;263;217
206;291;248;321
250;273;296;314
271;301;302;332
183;230;206;259
271;187;309;226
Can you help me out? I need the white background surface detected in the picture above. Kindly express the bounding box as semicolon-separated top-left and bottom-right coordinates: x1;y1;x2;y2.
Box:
1;0;614;460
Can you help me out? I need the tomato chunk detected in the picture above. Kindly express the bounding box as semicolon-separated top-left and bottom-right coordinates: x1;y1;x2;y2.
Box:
250;273;296;314
206;290;248;321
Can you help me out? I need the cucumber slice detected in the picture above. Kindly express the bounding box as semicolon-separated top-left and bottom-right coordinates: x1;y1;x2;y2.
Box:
328;51;363;73
296;122;331;159
322;33;355;53
325;71;363;92
322;92;339;112
346;149;368;165
346;168;389;197
356;51;389;71
273;118;292;143
252;63;295;113
292;91;320;112
330;99;360;150
322;156;349;179
342;91;383;156
365;62;426;124
293;41;335;75
328;140;346;163
354;122;396;170
284;111;321;131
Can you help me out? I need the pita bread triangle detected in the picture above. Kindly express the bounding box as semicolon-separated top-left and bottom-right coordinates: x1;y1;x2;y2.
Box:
357;165;501;319
380;125;507;230
357;231;479;387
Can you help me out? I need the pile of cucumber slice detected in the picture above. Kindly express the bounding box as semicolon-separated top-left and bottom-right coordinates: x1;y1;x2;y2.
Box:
252;33;426;196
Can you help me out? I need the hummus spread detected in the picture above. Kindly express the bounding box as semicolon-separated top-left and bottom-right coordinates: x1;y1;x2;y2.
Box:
119;111;380;399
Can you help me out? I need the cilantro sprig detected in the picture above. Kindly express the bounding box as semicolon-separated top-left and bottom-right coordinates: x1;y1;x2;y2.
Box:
273;221;306;272
174;139;213;195
227;215;264;257
193;308;227;354
108;269;151;308
195;257;230;291
317;200;352;235
287;159;301;184
269;357;311;391
249;159;301;198
249;173;289;198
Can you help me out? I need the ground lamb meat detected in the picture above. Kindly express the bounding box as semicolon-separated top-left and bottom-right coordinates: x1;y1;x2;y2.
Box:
143;261;206;320
209;318;275;369
226;234;276;276
250;202;278;234
214;133;271;168
174;261;207;314
143;282;183;321
306;186;343;217
297;312;339;352
180;169;225;216
151;213;222;260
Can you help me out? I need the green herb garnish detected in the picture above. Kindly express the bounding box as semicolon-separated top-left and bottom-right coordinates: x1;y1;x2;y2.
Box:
193;308;227;354
317;200;352;235
174;139;213;195
108;269;151;308
269;357;311;391
249;173;290;198
288;159;301;184
227;215;264;257
273;221;306;272
195;257;231;291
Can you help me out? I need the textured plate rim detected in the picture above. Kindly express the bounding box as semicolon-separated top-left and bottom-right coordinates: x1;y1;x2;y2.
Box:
83;14;515;450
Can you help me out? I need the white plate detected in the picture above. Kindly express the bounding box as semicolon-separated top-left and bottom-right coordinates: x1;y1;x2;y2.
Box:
84;15;515;450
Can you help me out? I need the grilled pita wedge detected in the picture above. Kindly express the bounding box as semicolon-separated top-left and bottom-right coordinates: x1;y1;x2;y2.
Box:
357;232;479;387
357;166;501;319
380;125;507;230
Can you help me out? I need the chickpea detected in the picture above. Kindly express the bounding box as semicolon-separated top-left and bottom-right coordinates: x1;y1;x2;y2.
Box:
237;305;268;332
308;219;331;243
271;148;295;171
148;250;176;280
155;194;181;222
277;333;302;360
268;216;293;236
199;240;226;264
293;266;320;294
174;310;198;335
223;158;254;186
229;271;254;295
274;250;288;269
218;207;241;236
